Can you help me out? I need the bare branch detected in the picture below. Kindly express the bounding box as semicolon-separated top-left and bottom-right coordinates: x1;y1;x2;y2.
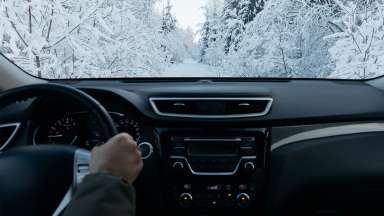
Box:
43;0;107;49
327;21;344;32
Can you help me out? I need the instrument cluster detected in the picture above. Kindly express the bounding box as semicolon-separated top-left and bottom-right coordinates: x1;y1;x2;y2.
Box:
33;111;141;149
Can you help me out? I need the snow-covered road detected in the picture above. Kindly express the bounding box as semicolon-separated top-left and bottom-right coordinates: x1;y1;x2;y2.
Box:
162;58;218;77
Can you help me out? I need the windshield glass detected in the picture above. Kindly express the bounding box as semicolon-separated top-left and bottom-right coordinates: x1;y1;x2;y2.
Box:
0;0;382;79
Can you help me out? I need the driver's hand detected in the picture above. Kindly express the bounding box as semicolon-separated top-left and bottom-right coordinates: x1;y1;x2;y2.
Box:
90;133;143;185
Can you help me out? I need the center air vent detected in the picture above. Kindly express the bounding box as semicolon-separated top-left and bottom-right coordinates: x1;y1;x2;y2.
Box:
149;97;273;118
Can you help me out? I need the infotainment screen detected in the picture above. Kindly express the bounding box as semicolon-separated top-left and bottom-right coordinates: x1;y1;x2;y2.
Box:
187;140;238;157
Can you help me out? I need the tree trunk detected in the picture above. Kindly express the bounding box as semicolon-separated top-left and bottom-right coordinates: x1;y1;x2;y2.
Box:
28;0;32;34
36;56;41;77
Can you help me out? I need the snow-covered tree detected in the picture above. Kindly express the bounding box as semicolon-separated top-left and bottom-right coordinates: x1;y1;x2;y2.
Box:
158;0;191;64
161;0;176;34
199;0;224;65
4;0;384;79
199;20;211;62
238;0;256;24
255;0;266;14
0;0;191;78
327;0;384;79
0;0;71;77
135;0;157;24
220;0;338;78
221;0;265;54
222;0;244;53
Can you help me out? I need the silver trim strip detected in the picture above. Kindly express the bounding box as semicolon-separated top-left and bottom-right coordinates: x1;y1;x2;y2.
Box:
184;137;242;142
149;97;273;118
170;156;256;176
73;149;91;189
0;123;21;151
53;149;91;216
271;123;384;151
52;186;73;216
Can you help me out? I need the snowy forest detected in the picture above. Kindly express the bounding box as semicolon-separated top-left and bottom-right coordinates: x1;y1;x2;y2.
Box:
1;0;384;79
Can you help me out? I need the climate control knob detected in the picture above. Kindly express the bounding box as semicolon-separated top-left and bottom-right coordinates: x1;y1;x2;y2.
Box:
236;193;251;208
243;161;256;172
172;161;184;170
179;193;193;207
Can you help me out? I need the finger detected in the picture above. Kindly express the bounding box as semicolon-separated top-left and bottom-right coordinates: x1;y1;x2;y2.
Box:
112;133;133;145
136;149;142;158
119;133;134;142
125;140;138;152
91;145;100;154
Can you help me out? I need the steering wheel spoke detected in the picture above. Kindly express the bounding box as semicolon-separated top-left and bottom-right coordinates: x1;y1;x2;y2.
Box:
53;148;91;216
73;149;91;189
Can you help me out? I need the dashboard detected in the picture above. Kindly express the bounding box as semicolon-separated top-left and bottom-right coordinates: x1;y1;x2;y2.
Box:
2;79;384;216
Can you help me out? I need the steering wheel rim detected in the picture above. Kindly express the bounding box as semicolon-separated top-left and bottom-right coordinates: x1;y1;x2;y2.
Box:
0;83;118;216
0;83;118;138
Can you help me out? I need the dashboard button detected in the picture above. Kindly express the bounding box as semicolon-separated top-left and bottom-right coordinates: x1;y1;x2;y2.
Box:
183;184;192;190
236;193;251;208
238;184;248;190
243;161;256;173
224;184;233;191
179;193;193;207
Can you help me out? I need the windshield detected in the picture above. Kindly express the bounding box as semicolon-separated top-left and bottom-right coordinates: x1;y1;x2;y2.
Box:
0;0;382;79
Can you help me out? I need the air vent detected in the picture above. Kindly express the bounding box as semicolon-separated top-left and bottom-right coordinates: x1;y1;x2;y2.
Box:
149;97;273;118
0;123;20;151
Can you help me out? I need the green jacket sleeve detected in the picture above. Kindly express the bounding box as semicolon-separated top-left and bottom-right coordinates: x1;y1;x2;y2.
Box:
63;173;136;216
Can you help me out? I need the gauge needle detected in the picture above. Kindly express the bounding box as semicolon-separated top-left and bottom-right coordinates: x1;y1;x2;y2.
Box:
48;135;64;138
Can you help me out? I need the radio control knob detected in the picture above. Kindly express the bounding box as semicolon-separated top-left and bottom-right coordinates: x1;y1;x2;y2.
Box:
172;161;184;170
236;193;251;208
244;161;255;172
179;193;193;207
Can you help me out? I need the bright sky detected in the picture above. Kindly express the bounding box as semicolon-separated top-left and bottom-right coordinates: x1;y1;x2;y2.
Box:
156;0;209;33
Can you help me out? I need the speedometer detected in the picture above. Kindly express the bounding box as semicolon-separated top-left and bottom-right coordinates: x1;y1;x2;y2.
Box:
47;116;79;144
116;117;141;141
85;113;141;148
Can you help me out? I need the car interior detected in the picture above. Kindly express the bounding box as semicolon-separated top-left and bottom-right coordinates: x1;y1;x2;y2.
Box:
1;52;384;216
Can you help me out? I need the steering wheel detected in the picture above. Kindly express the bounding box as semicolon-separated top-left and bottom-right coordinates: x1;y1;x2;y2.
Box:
0;83;118;216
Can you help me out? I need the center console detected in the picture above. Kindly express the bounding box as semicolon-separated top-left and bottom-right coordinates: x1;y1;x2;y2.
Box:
158;128;268;215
